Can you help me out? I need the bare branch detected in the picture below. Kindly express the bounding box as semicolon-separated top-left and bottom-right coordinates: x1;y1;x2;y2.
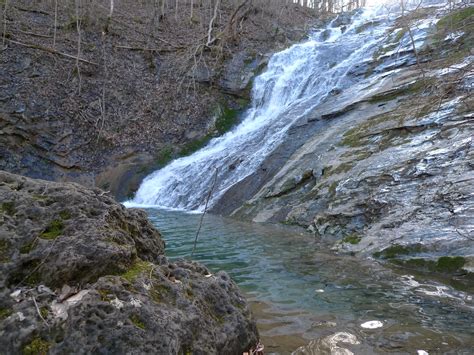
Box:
5;38;98;65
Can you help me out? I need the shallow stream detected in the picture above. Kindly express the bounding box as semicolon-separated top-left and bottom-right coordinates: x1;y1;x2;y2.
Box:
146;209;474;354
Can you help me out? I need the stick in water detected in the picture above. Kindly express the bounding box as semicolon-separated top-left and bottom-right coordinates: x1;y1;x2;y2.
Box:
192;167;218;256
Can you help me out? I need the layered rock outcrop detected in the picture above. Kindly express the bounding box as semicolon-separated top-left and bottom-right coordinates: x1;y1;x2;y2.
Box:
216;7;474;266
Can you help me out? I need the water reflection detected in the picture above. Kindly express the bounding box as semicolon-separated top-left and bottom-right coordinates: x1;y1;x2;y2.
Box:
145;208;474;354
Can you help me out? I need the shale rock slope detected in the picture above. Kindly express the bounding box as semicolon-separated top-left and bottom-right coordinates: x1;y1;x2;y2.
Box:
0;171;258;354
223;7;474;267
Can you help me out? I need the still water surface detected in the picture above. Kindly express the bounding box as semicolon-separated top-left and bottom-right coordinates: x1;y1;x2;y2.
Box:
146;208;473;354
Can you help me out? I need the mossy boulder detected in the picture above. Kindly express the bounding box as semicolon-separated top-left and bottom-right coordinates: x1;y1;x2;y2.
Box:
0;171;258;354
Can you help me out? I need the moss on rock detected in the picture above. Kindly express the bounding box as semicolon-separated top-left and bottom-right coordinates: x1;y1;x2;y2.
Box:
391;256;466;274
39;219;64;240
121;260;154;283
22;337;50;355
0;239;11;263
373;243;425;259
343;234;362;245
130;314;146;330
1;201;16;216
0;307;12;320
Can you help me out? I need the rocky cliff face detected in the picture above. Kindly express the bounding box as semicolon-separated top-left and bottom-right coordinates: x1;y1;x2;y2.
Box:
217;7;474;269
0;171;258;354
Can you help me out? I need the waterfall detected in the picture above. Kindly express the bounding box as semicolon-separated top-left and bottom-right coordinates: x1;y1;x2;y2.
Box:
125;2;443;211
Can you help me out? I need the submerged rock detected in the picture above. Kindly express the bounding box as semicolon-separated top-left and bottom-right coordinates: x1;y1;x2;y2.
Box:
0;171;258;354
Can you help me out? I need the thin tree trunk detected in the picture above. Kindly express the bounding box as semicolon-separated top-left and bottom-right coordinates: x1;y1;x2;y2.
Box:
75;0;82;93
206;0;220;46
2;0;8;48
53;0;58;48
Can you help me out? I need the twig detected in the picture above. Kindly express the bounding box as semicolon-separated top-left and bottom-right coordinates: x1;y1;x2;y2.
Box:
17;29;53;38
206;0;220;46
192;168;218;256
5;38;98;65
13;6;50;16
31;295;49;328
113;44;177;53
53;0;58;48
75;0;82;94
2;0;8;48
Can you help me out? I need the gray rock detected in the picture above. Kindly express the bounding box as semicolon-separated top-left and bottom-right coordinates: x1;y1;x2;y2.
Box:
0;171;258;354
218;51;266;98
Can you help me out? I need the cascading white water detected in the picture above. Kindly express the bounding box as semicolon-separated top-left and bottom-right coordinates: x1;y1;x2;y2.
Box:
126;2;444;211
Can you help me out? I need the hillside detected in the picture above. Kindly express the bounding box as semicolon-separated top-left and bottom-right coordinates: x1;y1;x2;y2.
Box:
0;0;318;200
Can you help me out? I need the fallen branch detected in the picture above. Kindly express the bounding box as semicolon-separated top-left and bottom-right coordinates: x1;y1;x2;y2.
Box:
13;6;50;16
5;38;98;66
113;44;177;53
192;168;218;257
16;29;53;38
31;295;49;328
206;0;220;46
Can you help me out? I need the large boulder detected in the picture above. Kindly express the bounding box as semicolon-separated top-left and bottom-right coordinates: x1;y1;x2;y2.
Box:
0;171;258;354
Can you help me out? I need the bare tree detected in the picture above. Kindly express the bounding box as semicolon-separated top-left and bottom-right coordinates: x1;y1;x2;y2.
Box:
2;0;8;48
75;0;82;93
53;0;58;48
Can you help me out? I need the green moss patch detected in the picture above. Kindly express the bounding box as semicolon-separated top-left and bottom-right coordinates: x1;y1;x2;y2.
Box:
437;7;474;33
214;105;239;135
39;307;49;319
328;181;339;196
130;314;145;329
179;102;243;158
1;202;16;216
179;136;211;157
40;219;64;240
155;146;174;167
373;243;424;259
97;289;113;302
368;79;434;104
150;284;171;303
428;7;474;67
343;234;362;245
59;210;71;220
391;256;466;274
0;239;11;263
22;337;50;355
20;239;38;254
323;162;355;177
436;256;466;273
0;307;13;320
121;260;154;282
340;111;400;148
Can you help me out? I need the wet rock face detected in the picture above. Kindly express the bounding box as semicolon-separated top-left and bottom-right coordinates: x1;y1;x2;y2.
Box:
226;15;474;261
219;51;268;98
230;73;473;259
0;171;258;354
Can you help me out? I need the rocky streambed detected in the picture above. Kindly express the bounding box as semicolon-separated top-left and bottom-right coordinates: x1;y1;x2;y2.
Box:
0;171;258;354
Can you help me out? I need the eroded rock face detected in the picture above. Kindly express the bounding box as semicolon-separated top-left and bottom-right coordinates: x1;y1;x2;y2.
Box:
221;9;474;263
0;171;258;354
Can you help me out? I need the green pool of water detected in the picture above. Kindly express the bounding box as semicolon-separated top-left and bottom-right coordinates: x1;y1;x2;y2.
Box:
146;208;474;354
